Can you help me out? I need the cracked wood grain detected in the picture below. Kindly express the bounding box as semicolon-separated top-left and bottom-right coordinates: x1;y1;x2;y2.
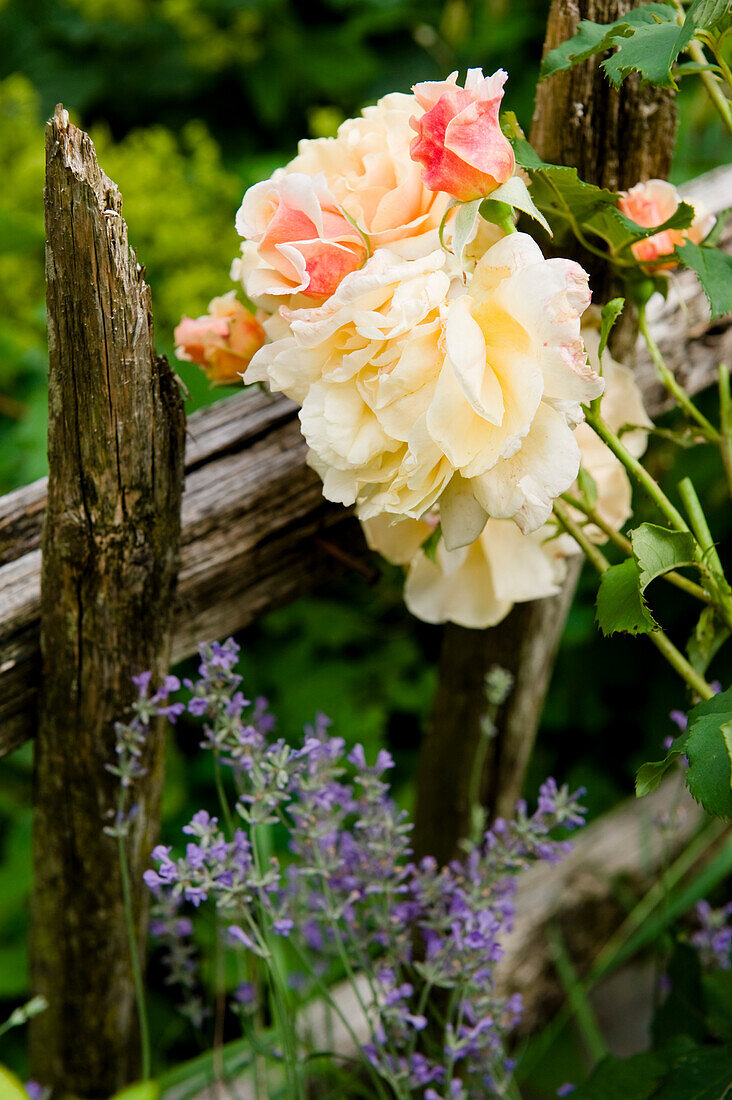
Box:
29;106;186;1096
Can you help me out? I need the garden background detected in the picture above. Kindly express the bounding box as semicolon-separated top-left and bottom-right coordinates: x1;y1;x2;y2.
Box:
0;0;730;1091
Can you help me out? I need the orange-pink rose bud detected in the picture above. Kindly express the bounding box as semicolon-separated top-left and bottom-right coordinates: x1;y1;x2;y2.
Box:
409;69;515;202
235;172;369;302
618;179;715;269
174;292;265;385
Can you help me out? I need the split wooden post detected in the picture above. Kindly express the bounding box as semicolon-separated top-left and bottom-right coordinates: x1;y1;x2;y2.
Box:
29;107;186;1096
414;0;677;863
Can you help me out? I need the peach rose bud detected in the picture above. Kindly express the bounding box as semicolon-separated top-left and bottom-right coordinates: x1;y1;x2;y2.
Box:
174;291;265;385
618;179;715;269
409;69;515;202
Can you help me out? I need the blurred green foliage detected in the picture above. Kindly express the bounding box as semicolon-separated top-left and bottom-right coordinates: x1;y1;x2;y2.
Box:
0;0;730;1086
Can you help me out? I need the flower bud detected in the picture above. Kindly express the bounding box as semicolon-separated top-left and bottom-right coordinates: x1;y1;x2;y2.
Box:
618;179;715;270
409;69;515;201
174;292;265;386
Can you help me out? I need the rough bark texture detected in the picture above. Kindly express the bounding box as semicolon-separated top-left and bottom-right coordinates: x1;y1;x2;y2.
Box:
531;0;678;323
1;182;729;761
29;107;186;1096
413;0;679;864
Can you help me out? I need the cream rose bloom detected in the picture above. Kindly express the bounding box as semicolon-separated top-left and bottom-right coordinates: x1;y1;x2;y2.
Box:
245;232;602;545
232;91;453;311
363;332;650;629
364;511;562;628
291;92;450;255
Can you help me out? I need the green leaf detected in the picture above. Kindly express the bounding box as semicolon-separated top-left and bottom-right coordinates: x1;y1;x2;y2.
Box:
501;112;547;169
687;606;730;675
602;16;694;88
539;5;677;81
684;685;732;818
631;523;698;593
503;124;693;259
674;241;732;318
421;523;442;565
598;297;625;359
674;60;725;76
683;0;732;37
655;1042;732;1100
577;465;599;508
636;734;688;797
519;164;619;228
596;558;659;637
613;200;695;244
570;1050;669;1099
487;175;552;234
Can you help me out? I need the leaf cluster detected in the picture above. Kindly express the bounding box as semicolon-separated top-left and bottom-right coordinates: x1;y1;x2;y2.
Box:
540;0;732;90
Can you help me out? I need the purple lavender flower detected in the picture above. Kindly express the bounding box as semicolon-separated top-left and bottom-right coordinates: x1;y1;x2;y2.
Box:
141;644;587;1099
273;918;294;937
691;900;732;969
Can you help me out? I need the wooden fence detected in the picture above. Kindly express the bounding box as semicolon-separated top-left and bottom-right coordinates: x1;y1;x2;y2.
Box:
1;31;732;1100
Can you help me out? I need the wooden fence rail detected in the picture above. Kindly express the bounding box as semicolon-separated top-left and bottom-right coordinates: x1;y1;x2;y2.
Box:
2;174;731;761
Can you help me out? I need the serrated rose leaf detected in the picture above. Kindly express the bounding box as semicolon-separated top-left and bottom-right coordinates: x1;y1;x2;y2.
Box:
684;685;732;818
631;523;698;593
674;241;732;318
596;558;658;637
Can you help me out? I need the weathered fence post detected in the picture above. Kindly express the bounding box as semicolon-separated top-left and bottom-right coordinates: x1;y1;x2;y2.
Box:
29;106;186;1096
414;0;677;864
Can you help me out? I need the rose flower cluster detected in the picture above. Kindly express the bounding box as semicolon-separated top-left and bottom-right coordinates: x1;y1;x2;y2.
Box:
176;69;653;628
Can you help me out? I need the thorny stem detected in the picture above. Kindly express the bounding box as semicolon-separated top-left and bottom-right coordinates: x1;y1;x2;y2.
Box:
677;477;732;631
584;409;690;533
687;35;732;135
552;499;609;575
703;33;732;100
638;305;719;440
669;0;732;134
553;499;715;701
560;492;712;605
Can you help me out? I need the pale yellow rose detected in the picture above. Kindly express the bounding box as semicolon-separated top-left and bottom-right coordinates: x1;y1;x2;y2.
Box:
246;232;602;545
363;336;650;629
363;511;562;628
290;92;450;256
